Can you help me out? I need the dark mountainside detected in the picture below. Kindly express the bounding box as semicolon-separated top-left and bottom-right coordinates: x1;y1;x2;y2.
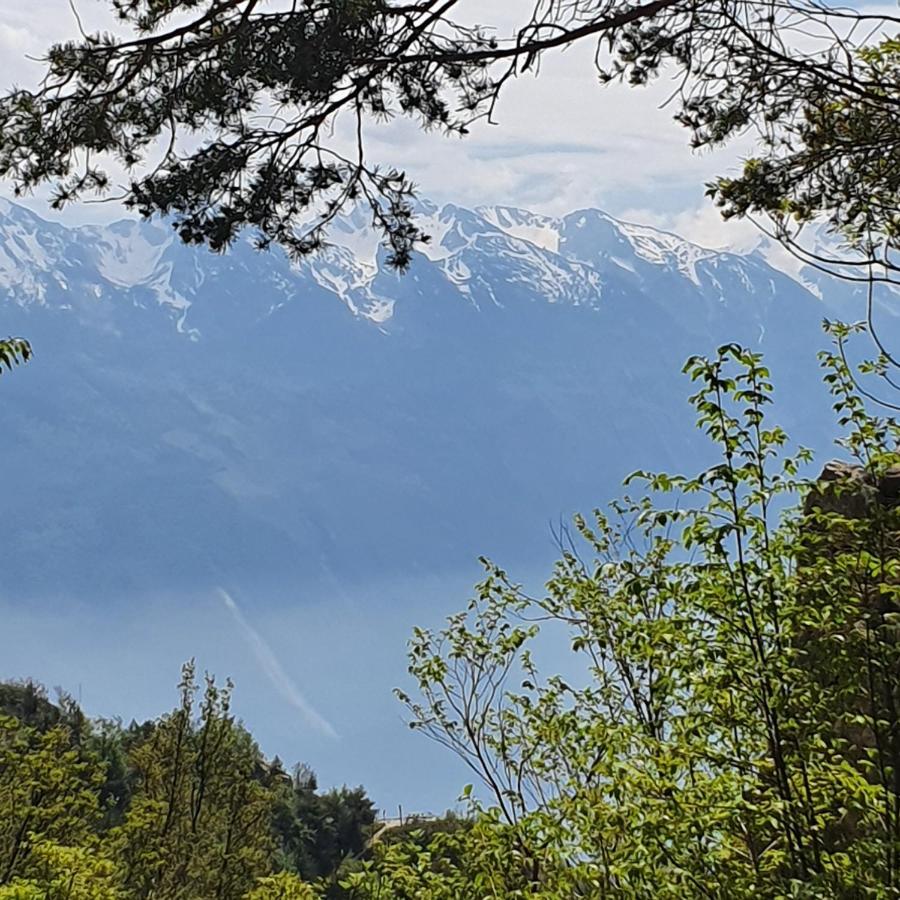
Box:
0;200;861;603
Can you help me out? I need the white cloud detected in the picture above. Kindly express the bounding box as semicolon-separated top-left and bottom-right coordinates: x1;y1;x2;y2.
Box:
0;1;767;247
362;47;747;219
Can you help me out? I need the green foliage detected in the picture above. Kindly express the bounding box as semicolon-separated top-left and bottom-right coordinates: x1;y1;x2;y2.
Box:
0;844;123;900
345;819;542;900
712;38;900;273
244;873;318;900
387;335;900;897
272;765;376;899
0;715;105;885
87;718;139;829
0;338;31;375
0;681;85;736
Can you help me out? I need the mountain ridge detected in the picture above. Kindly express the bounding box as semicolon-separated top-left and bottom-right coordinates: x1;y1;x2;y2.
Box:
0;198;800;333
0;195;868;604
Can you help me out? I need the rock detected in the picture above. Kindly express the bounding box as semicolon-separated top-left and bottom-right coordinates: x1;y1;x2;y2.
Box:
803;459;900;517
804;459;877;518
879;464;900;505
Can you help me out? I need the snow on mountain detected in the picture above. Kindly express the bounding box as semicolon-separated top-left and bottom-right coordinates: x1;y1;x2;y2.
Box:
415;203;457;262
477;206;561;254
0;204;73;302
88;220;173;288
615;220;715;286
322;205;383;280
0;197;849;335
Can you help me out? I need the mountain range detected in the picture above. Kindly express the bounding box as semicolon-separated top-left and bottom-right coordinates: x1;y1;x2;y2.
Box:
0;196;885;806
0;197;873;599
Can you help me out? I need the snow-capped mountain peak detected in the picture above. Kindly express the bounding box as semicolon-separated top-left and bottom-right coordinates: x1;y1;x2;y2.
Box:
0;196;869;337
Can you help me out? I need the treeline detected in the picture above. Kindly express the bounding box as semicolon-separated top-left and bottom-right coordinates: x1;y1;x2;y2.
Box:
0;664;390;900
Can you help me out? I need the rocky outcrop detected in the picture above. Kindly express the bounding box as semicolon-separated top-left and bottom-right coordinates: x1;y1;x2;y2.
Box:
804;459;900;518
798;459;900;849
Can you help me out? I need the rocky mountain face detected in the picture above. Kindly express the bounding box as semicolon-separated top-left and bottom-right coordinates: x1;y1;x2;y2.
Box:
0;198;860;602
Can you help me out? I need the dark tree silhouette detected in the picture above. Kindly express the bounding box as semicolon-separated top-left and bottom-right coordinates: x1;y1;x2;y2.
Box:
0;0;896;274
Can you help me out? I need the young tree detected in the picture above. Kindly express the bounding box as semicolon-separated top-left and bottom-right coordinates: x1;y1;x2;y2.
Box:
391;334;900;897
0;714;106;886
0;1;895;274
105;662;279;900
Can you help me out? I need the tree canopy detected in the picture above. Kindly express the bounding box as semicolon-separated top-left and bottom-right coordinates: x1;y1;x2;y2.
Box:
0;0;897;272
384;330;900;897
0;666;379;900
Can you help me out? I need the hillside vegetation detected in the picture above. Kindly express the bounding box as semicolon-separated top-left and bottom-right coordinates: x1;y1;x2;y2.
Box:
0;666;378;900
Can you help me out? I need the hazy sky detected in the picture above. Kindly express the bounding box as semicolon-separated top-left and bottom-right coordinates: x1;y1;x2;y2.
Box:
0;0;760;249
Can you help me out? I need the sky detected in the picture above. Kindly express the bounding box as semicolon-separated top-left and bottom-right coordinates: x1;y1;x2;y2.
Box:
0;0;763;251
